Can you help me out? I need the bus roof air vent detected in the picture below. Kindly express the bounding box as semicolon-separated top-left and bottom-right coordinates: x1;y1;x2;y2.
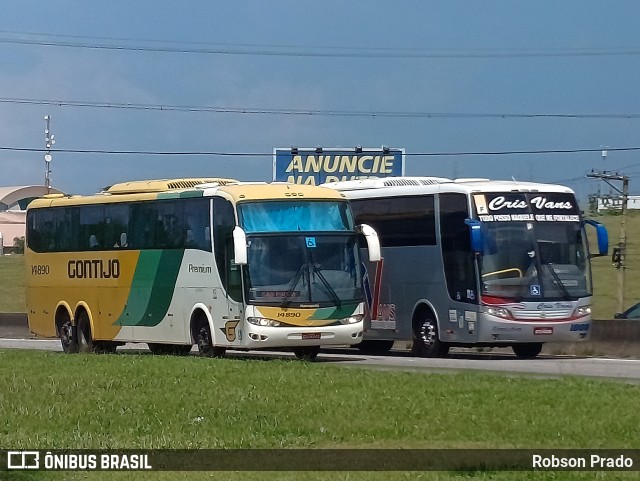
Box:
106;178;239;194
419;178;450;185
383;179;424;187
382;177;450;187
168;179;238;189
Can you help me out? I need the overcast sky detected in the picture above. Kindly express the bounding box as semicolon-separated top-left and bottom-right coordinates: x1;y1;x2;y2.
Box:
2;1;640;201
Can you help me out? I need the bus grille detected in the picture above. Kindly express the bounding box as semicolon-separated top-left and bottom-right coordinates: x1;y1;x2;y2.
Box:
510;309;573;320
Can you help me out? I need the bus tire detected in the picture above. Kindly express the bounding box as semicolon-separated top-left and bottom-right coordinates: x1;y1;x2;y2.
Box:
194;318;226;358
293;345;320;361
76;312;95;353
412;311;449;358
357;340;394;355
512;343;543;359
56;312;78;354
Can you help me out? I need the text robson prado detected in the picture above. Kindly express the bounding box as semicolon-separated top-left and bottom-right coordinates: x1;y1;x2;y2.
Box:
532;454;634;469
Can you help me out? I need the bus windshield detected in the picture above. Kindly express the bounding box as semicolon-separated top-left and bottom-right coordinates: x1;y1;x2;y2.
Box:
245;234;361;307
239;200;353;233
479;221;591;301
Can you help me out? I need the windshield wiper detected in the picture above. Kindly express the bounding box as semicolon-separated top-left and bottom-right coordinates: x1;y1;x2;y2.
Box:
311;264;341;307
281;263;306;308
544;263;572;300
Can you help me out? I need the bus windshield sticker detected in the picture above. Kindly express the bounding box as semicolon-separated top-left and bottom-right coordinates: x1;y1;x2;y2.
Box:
530;285;541;296
473;194;489;214
477;193;580;223
305;237;316;248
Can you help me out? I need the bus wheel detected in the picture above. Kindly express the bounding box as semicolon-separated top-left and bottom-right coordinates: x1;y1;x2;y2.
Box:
76;312;95;353
512;343;543;359
412;313;449;358
57;315;78;354
293;346;320;361
357;340;394;355
195;319;226;358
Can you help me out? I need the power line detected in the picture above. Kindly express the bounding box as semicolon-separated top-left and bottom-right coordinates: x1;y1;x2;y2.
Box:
3;146;640;157
3;97;640;120
3;33;640;59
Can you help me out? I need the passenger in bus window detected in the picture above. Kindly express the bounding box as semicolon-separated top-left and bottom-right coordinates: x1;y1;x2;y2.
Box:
163;214;184;248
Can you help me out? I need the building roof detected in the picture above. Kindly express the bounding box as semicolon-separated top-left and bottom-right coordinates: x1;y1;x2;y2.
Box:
0;186;63;248
0;185;63;210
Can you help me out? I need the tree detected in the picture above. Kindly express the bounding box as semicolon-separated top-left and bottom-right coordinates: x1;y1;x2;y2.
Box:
11;236;25;254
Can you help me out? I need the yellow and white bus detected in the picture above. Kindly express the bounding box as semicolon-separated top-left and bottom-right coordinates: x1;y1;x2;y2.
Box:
25;178;381;360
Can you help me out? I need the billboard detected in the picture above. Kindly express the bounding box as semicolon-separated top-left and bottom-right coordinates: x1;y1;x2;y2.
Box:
273;147;405;185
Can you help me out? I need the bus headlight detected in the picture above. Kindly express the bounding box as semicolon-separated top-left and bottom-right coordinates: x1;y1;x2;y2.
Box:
339;314;363;325
572;305;591;318
483;306;513;320
247;317;281;327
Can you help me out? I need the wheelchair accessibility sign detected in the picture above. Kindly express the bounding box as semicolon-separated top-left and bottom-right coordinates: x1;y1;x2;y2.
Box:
530;285;541;296
305;237;316;248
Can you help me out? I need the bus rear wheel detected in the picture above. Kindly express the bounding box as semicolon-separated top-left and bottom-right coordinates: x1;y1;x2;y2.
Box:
412;312;449;358
293;346;320;361
512;343;543;359
195;318;225;358
77;312;95;353
57;314;78;354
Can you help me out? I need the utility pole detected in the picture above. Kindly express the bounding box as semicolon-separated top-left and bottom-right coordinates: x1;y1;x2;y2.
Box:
44;115;55;192
586;169;629;313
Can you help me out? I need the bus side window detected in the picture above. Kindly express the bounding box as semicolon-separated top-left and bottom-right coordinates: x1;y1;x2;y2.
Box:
440;193;475;303
89;234;100;249
204;227;211;251
79;205;105;251
105;203;129;249
213;197;242;301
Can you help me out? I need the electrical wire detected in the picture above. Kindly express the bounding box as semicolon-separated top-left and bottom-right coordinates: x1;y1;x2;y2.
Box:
2;146;640;157
2;97;640;119
2;33;640;58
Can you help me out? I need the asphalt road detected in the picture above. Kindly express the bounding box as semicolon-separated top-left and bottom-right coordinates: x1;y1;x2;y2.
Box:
1;337;639;382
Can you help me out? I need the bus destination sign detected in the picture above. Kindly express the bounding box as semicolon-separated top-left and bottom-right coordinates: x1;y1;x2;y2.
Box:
474;193;580;222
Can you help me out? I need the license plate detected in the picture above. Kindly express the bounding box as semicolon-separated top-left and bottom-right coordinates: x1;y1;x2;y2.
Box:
302;333;321;340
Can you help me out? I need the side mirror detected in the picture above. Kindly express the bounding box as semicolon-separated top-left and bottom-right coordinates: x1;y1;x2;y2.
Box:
583;219;608;257
232;226;248;265
464;219;484;255
357;224;382;262
613;312;623;319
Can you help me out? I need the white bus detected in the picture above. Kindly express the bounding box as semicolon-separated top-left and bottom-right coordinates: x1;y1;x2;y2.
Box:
25;178;381;360
323;177;608;358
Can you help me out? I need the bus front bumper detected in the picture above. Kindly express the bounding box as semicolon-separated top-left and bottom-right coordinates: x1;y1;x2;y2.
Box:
476;317;591;343
242;322;364;348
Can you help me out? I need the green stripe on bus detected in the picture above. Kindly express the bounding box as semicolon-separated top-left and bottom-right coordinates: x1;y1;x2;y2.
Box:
114;250;185;327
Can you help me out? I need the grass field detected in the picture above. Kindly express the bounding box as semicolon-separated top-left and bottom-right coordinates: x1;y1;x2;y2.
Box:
588;211;640;318
0;255;25;312
0;349;638;481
